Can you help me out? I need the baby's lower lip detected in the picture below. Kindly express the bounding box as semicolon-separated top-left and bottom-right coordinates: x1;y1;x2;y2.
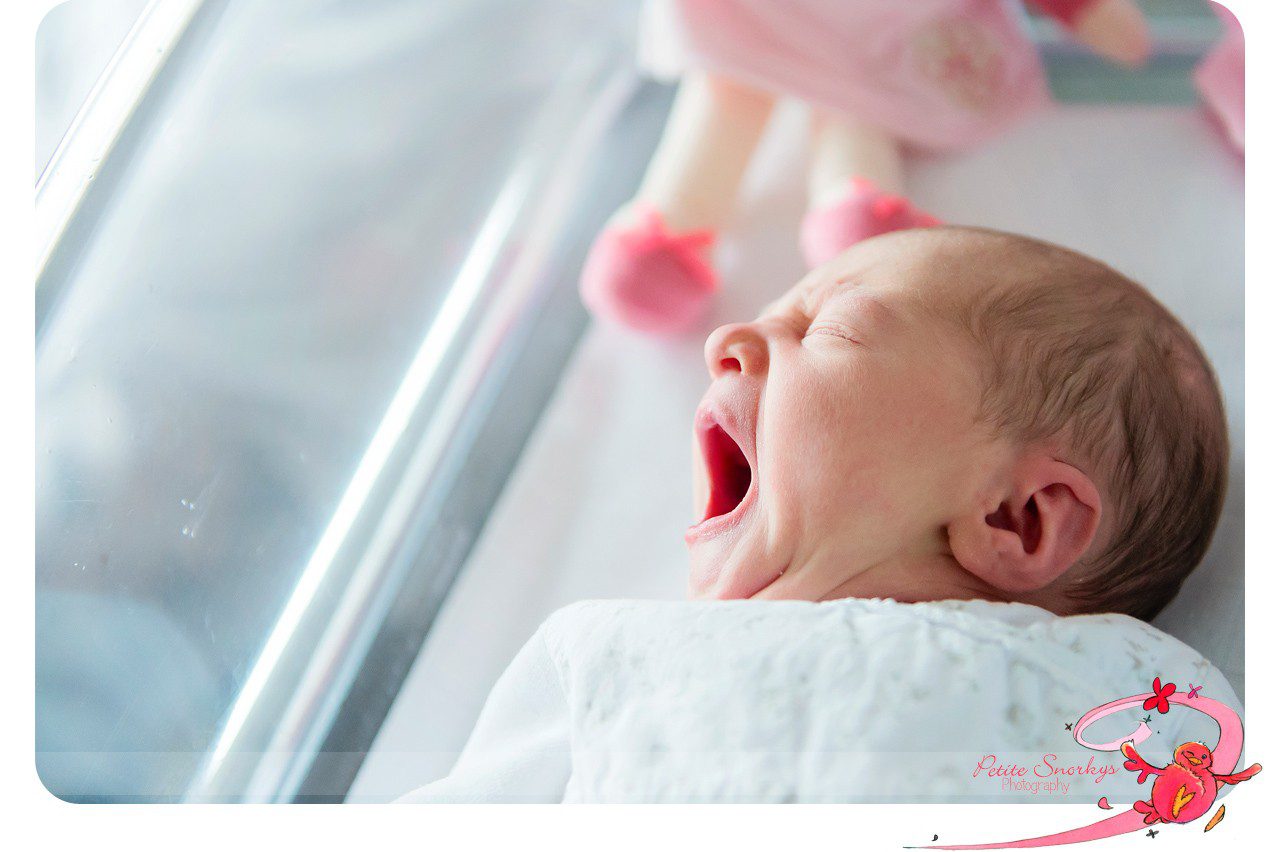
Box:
684;481;757;544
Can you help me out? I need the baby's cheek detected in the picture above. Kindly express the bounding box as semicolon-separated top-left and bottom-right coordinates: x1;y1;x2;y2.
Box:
796;428;895;514
828;390;951;502
881;371;979;460
771;376;902;497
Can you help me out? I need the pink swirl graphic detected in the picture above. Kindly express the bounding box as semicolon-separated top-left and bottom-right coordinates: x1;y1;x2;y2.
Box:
1072;693;1155;751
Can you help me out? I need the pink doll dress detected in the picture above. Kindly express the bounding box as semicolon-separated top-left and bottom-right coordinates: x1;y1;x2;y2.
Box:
639;0;1051;152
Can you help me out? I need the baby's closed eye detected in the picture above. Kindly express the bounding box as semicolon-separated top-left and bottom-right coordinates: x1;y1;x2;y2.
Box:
805;319;863;345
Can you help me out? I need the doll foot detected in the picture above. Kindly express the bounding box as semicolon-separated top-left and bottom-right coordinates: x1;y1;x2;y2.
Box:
799;178;940;269
579;203;719;335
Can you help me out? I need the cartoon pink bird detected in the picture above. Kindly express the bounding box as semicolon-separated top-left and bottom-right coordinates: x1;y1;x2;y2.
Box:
1121;740;1262;825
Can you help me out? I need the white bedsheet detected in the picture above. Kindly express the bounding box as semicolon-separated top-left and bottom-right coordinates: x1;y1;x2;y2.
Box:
349;103;1244;802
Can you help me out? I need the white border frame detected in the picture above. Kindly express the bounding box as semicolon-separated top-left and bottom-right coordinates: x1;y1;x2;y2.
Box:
6;1;1271;849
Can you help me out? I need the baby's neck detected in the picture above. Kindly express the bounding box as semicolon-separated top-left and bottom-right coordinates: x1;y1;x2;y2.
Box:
815;552;1011;607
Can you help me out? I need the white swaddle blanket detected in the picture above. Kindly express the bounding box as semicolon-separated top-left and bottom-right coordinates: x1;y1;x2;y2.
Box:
398;597;1240;804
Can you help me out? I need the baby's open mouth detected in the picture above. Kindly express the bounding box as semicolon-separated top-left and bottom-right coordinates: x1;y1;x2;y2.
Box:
699;420;753;522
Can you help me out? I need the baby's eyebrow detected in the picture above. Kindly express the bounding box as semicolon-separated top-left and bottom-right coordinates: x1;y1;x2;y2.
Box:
821;291;899;330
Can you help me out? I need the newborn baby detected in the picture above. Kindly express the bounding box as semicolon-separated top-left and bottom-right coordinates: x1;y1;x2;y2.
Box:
399;227;1234;804
685;226;1225;618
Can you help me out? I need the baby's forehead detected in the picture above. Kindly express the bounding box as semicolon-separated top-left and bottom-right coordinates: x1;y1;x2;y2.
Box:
766;243;894;310
765;240;975;317
772;228;1026;317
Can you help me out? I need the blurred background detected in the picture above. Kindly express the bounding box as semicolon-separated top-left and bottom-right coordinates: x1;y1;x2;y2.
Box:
35;0;1242;803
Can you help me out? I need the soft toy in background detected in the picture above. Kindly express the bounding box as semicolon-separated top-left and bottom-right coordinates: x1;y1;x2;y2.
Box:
1195;1;1244;153
580;0;1152;335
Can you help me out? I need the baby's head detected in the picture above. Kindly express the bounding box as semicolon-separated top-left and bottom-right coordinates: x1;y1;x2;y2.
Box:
687;227;1226;620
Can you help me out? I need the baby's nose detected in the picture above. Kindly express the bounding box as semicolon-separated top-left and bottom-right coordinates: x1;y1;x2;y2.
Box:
705;323;768;379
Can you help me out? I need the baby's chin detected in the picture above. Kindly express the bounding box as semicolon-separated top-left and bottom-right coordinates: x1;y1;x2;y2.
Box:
685;553;729;599
686;544;789;601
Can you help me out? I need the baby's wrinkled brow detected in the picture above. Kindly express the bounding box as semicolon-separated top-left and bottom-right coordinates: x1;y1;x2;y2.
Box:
811;269;871;302
762;269;885;321
820;291;903;338
791;278;838;315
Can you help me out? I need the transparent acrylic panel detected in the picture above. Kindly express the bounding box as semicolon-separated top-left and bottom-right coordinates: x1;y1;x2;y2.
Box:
35;0;639;802
35;0;150;178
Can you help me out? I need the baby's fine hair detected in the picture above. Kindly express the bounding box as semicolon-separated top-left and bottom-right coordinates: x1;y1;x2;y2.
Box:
952;229;1228;621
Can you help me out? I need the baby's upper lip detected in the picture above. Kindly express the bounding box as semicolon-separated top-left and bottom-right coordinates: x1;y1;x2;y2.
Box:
694;399;757;472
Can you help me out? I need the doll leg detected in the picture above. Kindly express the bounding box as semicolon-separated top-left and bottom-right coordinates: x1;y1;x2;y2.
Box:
799;110;940;269
807;109;904;206
634;71;775;232
1029;0;1151;68
579;72;774;334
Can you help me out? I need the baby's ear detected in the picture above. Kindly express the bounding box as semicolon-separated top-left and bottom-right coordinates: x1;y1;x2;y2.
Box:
947;456;1102;595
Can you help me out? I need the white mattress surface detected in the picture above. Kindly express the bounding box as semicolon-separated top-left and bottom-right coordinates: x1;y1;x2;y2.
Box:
349;103;1245;802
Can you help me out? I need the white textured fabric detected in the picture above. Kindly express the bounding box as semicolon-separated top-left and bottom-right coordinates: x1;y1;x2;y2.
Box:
398;598;1239;804
395;625;570;803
